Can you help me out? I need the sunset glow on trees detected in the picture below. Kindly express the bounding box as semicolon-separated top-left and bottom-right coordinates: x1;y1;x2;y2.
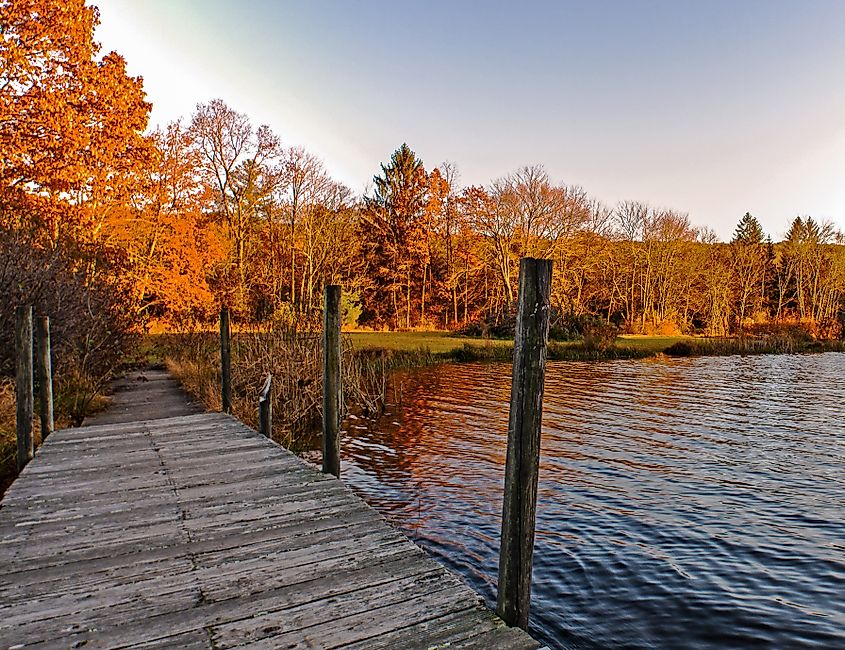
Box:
3;0;845;341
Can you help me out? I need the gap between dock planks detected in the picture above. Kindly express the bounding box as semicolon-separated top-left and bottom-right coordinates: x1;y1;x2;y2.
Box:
0;369;541;649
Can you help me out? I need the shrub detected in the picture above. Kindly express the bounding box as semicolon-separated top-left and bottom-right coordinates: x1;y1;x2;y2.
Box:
580;317;620;353
747;322;814;346
0;229;137;448
0;230;136;385
0;378;19;495
458;307;517;339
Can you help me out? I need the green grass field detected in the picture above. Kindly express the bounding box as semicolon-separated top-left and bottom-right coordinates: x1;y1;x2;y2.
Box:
139;330;692;357
346;331;691;354
345;331;506;353
615;335;691;352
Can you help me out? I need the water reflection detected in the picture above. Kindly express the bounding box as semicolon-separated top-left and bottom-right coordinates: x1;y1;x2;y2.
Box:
340;353;845;649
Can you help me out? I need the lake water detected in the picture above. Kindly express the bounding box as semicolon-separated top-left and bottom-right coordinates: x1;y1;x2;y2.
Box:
339;353;845;649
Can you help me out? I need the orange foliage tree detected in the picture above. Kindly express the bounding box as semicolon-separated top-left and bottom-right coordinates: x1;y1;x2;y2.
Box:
107;122;227;327
0;0;155;421
0;0;153;250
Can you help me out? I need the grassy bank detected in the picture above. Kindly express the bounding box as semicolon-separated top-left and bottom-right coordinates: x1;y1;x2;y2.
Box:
662;337;845;357
347;331;511;353
349;331;845;360
347;332;690;362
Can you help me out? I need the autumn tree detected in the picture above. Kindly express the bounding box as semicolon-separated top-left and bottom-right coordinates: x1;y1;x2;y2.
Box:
434;163;466;325
611;200;650;328
686;228;731;335
108;122;226;326
608;202;697;333
500;165;586;259
466;183;515;309
546;188;597;321
0;0;157;428
361;143;429;327
298;178;356;314
0;0;153;249
730;212;768;329
774;217;843;331
419;167;450;324
482;165;581;306
189;100;285;314
282;147;333;310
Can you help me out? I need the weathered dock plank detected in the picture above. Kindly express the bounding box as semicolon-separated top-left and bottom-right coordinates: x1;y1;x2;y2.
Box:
82;367;202;426
0;391;539;648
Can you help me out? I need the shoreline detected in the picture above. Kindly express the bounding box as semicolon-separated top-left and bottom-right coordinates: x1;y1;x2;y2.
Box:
349;334;845;367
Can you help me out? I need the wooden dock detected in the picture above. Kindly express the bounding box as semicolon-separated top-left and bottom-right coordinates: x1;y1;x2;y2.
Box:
0;369;540;649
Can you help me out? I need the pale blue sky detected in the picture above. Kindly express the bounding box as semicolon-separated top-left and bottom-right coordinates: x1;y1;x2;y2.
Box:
97;0;845;240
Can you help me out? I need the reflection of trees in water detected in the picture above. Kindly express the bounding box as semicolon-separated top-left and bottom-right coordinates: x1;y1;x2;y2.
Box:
346;353;842;507
341;355;845;650
342;363;513;537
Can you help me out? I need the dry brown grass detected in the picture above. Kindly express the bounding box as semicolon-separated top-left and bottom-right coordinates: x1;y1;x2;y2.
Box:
0;378;59;495
162;328;391;451
0;368;116;496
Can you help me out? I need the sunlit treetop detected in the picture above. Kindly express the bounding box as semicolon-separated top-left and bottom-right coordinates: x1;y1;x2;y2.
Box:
0;0;153;245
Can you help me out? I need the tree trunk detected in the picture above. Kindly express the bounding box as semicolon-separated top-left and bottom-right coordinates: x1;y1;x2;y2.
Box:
420;263;427;325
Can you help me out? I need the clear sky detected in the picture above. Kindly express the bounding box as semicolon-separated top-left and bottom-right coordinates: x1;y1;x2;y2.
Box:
95;0;845;241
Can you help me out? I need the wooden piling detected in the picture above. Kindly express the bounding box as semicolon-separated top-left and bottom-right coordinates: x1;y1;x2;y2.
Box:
258;373;272;438
15;305;34;471
36;315;54;440
496;257;553;630
322;284;342;477
220;306;232;414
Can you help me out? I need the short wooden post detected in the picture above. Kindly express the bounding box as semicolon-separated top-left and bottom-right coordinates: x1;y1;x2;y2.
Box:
15;305;34;471
220;306;232;414
36;315;54;440
322;285;342;477
258;373;272;438
496;257;552;630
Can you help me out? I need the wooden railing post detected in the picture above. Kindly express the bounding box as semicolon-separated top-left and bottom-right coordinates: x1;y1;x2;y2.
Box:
322;285;342;477
15;305;34;471
36;315;54;440
496;257;552;630
220;306;232;414
258;373;272;438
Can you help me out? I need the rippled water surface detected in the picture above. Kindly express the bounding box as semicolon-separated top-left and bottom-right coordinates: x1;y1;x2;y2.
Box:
339;353;845;649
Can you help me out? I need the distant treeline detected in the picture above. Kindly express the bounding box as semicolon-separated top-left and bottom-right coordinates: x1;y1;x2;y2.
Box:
3;1;845;347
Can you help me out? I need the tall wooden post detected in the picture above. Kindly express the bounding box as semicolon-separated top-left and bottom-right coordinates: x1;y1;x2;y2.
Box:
15;305;34;471
497;258;552;630
220;306;232;414
36;315;54;440
258;373;272;438
322;285;342;477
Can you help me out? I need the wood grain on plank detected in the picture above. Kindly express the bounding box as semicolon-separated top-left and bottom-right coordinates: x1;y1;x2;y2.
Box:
0;378;539;649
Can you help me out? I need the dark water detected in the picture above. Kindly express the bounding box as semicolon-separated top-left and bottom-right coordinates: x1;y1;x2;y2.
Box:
339;354;845;649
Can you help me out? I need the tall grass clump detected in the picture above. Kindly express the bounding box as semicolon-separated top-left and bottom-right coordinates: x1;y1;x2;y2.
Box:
665;325;845;357
162;325;393;450
547;343;655;361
